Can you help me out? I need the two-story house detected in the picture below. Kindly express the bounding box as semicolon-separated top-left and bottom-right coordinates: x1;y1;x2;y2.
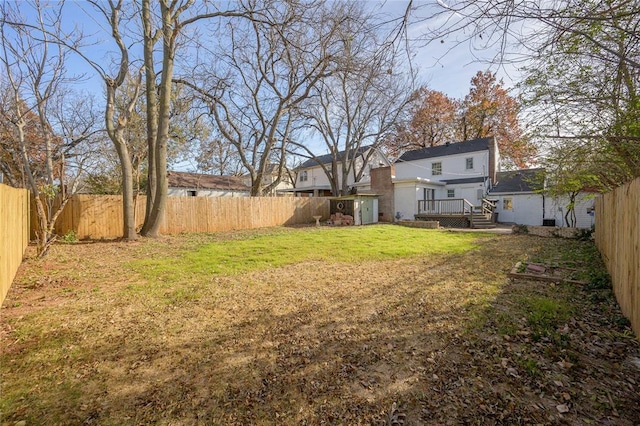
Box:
392;137;499;220
392;137;596;228
288;145;391;197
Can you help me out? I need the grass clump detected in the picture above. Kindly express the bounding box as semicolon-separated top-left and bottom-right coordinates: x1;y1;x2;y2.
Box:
522;296;572;341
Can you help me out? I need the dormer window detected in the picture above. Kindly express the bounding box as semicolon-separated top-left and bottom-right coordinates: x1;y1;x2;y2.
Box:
466;157;474;170
300;171;308;182
432;162;442;176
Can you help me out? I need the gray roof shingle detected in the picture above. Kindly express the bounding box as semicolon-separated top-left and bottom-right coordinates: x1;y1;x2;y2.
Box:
489;168;545;193
396;137;494;162
298;145;372;169
441;177;488;185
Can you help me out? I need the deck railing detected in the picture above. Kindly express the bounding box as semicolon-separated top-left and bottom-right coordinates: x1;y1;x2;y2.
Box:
418;198;474;215
480;198;496;216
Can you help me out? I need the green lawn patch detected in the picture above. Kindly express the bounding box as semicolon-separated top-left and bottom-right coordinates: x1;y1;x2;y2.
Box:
130;225;486;283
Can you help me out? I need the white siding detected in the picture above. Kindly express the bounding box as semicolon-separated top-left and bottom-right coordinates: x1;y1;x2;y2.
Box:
297;148;391;189
445;182;486;204
393;183;419;220
491;192;595;227
393;181;443;220
545;193;596;228
395;151;490;182
494;193;544;225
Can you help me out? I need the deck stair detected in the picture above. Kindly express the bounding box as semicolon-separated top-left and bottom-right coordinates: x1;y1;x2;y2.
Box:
471;214;496;229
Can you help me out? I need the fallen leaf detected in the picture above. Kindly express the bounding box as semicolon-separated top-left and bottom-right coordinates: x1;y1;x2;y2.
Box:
556;404;570;413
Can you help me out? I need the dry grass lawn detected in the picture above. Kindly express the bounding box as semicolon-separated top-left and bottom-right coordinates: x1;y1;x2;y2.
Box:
1;226;639;425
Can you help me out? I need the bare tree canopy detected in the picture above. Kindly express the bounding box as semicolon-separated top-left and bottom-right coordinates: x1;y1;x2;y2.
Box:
0;0;101;255
177;0;349;196
293;2;414;196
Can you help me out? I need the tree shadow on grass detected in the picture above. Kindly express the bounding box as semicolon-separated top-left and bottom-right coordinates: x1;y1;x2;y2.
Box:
2;236;639;425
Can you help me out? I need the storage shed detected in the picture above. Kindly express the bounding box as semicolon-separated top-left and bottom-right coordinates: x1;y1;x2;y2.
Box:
330;194;379;225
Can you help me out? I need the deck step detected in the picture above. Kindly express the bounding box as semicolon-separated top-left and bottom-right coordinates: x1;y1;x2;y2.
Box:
472;224;497;229
471;215;496;229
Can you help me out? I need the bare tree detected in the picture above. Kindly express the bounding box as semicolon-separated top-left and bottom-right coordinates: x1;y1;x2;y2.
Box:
176;0;343;196
78;0;143;240
195;135;243;176
295;4;414;195
0;1;97;255
139;0;252;236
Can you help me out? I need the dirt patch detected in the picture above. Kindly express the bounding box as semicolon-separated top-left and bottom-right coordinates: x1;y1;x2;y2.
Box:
1;231;638;425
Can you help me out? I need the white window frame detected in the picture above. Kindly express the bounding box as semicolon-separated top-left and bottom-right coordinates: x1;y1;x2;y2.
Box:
503;197;513;211
432;162;442;176
447;189;455;198
466;157;474;170
300;170;308;182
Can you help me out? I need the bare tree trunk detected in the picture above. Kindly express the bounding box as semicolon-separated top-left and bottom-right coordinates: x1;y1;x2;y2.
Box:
140;0;159;235
114;141;137;238
141;0;175;237
105;80;139;240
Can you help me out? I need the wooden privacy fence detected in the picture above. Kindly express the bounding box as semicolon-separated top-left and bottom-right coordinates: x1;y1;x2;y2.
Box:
1;184;29;305
595;177;640;338
44;195;330;240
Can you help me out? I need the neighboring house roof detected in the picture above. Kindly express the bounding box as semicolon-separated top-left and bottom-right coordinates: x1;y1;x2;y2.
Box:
441;177;488;185
298;145;373;169
396;137;494;162
489;168;545;194
168;171;250;192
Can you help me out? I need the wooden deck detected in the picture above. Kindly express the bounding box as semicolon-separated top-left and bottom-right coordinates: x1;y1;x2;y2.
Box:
416;199;496;229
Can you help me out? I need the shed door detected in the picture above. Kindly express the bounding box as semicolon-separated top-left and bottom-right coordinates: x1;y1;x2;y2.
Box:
361;198;374;224
500;197;515;223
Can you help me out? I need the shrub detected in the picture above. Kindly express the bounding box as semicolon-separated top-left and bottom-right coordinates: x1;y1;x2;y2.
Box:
512;224;529;234
574;228;594;241
61;230;78;243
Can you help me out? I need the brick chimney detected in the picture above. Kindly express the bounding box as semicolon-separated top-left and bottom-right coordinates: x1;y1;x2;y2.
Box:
370;165;395;222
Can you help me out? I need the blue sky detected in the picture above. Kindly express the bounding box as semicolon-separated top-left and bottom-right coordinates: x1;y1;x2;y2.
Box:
16;0;519;101
6;0;521;167
373;0;520;99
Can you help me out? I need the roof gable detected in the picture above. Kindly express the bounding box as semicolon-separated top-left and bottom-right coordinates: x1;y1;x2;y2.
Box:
396;137;494;162
489;168;545;193
168;171;250;192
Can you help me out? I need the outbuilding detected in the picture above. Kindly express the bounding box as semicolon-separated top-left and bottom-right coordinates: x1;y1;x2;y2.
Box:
330;194;379;225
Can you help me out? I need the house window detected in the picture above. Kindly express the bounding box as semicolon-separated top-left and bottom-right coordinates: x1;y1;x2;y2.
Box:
447;189;455;198
187;190;197;197
503;197;513;210
432;162;442;176
300;171;308;182
466;157;474;170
